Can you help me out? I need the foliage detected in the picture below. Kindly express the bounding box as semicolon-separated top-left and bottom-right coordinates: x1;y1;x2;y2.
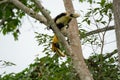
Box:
80;0;113;29
82;1;113;26
86;50;119;80
0;0;119;80
0;32;119;80
78;0;113;55
0;50;79;80
35;32;53;56
0;0;39;40
79;0;93;4
0;49;119;80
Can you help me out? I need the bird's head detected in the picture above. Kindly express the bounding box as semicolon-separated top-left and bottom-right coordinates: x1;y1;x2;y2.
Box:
69;13;80;18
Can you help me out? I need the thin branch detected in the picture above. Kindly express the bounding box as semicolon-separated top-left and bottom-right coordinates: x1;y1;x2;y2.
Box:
85;25;115;37
92;12;102;41
33;0;72;56
100;31;106;55
9;0;47;26
0;0;8;4
100;13;113;54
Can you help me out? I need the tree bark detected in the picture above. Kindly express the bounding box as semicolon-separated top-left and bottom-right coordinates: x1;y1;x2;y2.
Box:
113;0;120;65
63;0;94;80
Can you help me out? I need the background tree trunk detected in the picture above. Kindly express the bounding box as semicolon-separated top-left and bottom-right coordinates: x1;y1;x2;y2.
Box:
113;0;120;65
63;0;94;80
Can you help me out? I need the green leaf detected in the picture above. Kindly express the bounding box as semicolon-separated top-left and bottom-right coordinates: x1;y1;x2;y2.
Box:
2;28;7;35
13;32;18;40
82;17;88;22
87;20;91;25
101;0;106;7
79;0;84;2
88;0;92;4
101;21;106;25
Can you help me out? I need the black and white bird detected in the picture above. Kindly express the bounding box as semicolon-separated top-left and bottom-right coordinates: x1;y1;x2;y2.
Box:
52;12;80;57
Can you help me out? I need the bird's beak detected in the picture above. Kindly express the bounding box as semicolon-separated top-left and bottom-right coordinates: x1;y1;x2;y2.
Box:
73;13;80;18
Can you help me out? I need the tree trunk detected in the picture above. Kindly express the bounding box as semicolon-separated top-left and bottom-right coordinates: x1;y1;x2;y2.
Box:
113;0;120;65
63;0;94;80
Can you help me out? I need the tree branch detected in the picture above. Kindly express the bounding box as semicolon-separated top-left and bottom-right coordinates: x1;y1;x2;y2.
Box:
33;0;72;56
0;0;8;4
86;25;115;37
9;0;47;26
